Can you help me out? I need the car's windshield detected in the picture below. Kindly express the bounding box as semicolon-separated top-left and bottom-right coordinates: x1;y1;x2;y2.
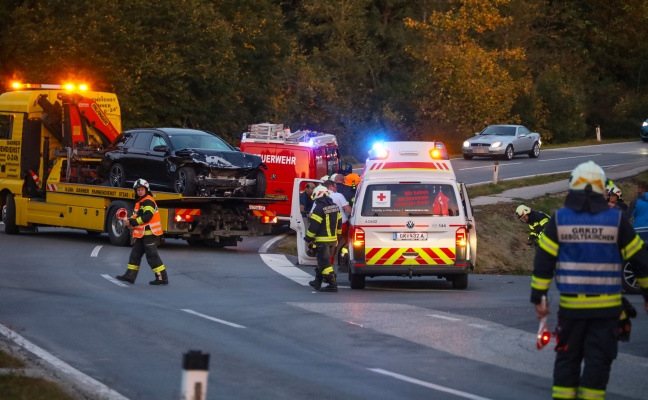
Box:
360;183;460;217
169;134;232;151
480;126;516;136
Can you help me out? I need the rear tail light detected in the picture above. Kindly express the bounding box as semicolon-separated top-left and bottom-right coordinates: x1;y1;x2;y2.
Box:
456;227;467;247
262;216;277;224
352;226;365;247
174;209;200;223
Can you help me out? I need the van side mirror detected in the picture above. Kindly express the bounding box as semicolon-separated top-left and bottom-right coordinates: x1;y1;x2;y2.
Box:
342;163;353;174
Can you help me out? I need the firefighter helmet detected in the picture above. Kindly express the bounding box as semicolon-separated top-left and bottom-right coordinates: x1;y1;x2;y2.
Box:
133;179;150;195
569;161;606;194
608;185;622;199
320;175;329;183
516;205;531;219
345;173;361;187
312;185;329;200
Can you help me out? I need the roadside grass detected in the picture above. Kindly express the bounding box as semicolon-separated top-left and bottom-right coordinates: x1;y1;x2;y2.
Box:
0;348;76;400
467;172;571;197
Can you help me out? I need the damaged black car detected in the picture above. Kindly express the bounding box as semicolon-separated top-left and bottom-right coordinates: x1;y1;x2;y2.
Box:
99;128;267;197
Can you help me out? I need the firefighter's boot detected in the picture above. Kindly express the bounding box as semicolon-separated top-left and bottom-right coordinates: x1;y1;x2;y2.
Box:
309;269;323;290
149;269;169;286
319;273;338;292
116;269;138;284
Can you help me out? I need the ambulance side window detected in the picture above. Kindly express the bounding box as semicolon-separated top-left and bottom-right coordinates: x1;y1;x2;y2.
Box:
0;114;13;140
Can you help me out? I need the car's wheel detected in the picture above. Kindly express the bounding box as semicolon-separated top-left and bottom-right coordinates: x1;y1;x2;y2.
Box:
109;163;126;188
452;273;469;290
175;167;197;196
529;142;540;158
245;169;267;198
503;145;514;161
3;193;19;235
622;262;641;294
463;154;473;160
349;272;365;289
107;201;133;246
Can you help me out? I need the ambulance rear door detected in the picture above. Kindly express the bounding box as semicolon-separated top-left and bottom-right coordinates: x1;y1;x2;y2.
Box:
290;177;321;265
459;182;477;268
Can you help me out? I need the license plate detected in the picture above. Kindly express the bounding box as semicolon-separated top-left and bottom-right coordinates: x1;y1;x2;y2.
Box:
394;232;428;241
474;148;488;154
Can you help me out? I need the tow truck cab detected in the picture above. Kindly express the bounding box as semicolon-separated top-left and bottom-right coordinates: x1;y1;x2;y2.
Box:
346;141;477;289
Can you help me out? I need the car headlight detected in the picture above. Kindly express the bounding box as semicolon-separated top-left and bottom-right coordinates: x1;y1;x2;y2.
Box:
463;141;470;148
643;121;648;127
491;141;502;148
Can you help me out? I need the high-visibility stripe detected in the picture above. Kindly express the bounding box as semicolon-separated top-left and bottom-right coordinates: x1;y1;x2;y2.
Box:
365;247;456;265
127;264;140;271
251;210;276;217
552;386;577;399
176;208;201;216
311;214;323;223
559;293;621;309
531;275;552;290
578;386;605;400
367;161;452;172
539;234;559;257
622;235;644;259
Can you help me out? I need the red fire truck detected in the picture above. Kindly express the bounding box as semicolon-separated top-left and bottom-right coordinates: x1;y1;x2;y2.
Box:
240;123;350;220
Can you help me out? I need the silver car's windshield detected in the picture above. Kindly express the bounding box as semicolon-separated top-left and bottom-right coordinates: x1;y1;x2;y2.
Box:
480;126;516;136
169;134;232;151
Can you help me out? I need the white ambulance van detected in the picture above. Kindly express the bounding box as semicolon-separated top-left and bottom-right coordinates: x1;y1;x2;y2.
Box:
346;141;477;289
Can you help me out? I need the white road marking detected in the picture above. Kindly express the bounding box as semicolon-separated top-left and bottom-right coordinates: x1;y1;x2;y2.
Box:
0;323;130;400
468;323;490;329
101;274;130;287
259;253;313;286
427;314;461;321
538;153;602;162
259;233;286;254
369;368;493;400
458;162;522;171
181;309;246;329
91;245;103;257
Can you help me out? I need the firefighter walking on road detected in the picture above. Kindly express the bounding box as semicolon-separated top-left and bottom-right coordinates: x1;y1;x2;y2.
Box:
305;186;342;292
531;161;648;400
516;204;550;245
116;179;169;285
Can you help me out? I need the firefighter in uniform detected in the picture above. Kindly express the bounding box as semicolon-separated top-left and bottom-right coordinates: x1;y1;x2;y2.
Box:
516;204;550;245
116;179;169;285
531;161;648;400
305;186;342;292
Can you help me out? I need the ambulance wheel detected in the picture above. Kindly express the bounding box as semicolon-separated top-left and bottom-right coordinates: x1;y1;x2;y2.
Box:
349;272;365;289
175;167;197;196
246;169;266;198
107;201;132;246
452;273;468;290
109;163;126;188
3;193;19;235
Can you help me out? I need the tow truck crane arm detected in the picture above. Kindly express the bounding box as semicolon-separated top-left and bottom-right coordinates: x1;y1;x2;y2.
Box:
35;92;120;148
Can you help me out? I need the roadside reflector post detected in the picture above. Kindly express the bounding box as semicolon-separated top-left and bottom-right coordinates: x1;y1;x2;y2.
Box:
493;161;499;184
181;350;210;400
596;125;601;141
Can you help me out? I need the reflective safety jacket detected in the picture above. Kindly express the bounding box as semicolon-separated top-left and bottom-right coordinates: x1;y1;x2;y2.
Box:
129;195;163;238
531;194;648;318
525;210;550;244
306;195;342;243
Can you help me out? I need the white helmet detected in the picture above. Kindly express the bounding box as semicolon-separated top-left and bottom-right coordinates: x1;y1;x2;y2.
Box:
312;185;329;200
320;175;330;183
133;179;150;191
516;205;531;219
608;185;622;198
569;161;606;194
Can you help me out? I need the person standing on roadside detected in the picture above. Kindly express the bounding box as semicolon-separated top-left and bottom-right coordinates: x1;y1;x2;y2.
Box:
323;179;352;270
305;186;342;292
332;173;355;204
629;182;648;228
531;161;648;400
515;204;550;246
116;179;169;285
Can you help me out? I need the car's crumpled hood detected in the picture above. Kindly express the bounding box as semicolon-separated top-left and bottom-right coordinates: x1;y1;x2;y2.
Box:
174;149;264;170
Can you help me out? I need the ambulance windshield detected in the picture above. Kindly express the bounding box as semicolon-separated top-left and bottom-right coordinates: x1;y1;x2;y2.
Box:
360;183;459;217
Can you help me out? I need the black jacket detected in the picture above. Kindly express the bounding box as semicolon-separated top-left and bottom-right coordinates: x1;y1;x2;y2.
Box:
306;195;342;243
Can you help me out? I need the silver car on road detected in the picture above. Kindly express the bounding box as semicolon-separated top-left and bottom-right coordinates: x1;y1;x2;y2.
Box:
462;124;542;160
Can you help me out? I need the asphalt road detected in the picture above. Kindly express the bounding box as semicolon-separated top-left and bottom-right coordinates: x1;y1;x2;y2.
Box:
452;140;648;185
1;225;648;400
1;142;647;400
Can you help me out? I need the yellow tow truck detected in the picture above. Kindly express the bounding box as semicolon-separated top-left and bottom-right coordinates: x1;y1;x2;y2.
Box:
0;82;277;246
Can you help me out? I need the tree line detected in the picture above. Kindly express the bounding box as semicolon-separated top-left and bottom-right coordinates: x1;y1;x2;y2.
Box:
1;0;646;160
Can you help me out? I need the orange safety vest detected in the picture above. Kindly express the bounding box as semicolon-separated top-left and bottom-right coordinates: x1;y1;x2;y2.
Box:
131;195;163;238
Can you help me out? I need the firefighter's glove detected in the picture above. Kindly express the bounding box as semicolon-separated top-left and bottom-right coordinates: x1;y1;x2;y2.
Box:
303;236;314;244
619;297;637;342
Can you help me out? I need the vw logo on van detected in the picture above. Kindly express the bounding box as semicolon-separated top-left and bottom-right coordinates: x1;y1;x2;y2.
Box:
406;220;415;229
